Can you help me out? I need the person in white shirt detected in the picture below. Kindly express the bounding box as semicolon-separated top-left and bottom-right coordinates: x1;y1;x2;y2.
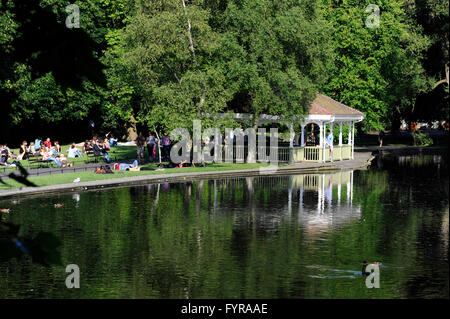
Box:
325;130;334;162
67;143;82;158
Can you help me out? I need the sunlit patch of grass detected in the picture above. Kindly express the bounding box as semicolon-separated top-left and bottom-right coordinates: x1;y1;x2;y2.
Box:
0;162;272;190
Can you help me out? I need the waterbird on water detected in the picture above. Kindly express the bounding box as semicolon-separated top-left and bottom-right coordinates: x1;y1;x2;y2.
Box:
0;208;10;213
54;203;64;208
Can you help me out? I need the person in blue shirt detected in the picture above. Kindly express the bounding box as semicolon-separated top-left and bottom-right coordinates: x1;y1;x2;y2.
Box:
34;137;42;151
326;130;334;162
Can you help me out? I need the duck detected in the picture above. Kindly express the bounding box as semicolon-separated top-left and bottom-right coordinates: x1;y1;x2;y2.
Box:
54;203;64;208
0;208;10;213
362;261;382;275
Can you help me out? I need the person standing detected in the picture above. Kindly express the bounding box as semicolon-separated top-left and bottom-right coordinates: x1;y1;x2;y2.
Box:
161;134;170;161
146;132;156;162
135;132;146;163
378;130;385;147
326;130;334;162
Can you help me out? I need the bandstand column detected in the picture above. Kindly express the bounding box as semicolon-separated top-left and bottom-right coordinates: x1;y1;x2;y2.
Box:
347;122;352;146
319;122;324;147
351;122;355;159
300;123;305;147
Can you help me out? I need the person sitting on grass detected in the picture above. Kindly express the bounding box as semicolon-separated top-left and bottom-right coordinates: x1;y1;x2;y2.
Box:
40;146;63;167
0;145;9;166
67;143;83;158
103;138;111;151
3;144;17;160
110;135;117;147
28;142;36;156
83;140;93;154
49;145;59;157
175;160;192;168
44;137;52;149
95;165;114;174
106;132;118;147
34;137;42;151
54;141;61;154
18;141;29;160
58;154;73;167
93;139;111;163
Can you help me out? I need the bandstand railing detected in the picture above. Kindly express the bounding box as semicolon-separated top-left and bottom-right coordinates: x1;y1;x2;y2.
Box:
292;145;352;163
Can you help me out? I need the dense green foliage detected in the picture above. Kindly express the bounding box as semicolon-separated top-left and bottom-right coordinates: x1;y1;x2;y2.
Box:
412;130;434;146
0;0;448;143
323;0;432;131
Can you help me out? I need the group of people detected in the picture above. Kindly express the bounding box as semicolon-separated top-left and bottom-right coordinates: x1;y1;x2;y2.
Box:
80;135;112;163
0;133;116;168
0;137;73;168
135;132;171;163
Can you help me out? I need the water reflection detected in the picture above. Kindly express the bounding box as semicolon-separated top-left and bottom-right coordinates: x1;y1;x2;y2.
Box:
127;170;361;238
0;152;448;299
293;171;360;239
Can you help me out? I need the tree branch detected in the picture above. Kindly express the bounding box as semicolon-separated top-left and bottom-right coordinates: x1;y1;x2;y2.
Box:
181;0;207;112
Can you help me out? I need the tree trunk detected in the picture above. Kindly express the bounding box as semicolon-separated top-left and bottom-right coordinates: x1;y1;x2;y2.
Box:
182;0;207;114
124;114;138;141
246;114;258;163
153;127;163;166
433;63;449;89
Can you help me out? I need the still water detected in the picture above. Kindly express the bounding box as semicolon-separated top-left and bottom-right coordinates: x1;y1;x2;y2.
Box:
0;152;448;298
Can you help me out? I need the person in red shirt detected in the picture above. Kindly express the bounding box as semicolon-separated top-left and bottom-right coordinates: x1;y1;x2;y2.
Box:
44;137;52;149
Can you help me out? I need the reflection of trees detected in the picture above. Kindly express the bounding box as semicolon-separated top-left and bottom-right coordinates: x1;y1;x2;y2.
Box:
354;154;449;298
0;154;448;298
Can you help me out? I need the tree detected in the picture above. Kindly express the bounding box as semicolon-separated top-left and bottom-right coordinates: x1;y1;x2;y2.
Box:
217;0;333;126
411;0;449;123
0;0;107;143
112;0;232;139
322;0;431;131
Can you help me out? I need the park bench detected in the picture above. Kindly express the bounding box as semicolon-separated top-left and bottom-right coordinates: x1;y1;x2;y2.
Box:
28;157;53;168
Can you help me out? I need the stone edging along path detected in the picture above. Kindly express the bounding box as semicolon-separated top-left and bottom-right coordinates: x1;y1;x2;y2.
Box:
0;151;374;200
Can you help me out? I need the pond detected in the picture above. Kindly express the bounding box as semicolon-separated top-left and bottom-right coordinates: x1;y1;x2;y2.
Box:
0;151;448;298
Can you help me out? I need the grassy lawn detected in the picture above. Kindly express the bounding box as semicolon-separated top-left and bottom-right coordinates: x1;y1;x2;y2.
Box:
0;162;272;190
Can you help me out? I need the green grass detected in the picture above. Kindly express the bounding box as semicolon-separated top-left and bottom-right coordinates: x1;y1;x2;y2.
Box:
0;162;271;190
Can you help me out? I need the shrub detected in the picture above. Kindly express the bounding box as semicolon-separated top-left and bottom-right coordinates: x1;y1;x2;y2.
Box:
412;131;433;147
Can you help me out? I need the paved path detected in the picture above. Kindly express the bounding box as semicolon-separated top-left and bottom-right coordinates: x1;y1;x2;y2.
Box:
0;151;374;200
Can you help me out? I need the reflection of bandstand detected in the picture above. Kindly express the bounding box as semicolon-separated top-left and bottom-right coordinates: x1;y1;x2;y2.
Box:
292;171;360;237
202;171;360;236
291;171;351;191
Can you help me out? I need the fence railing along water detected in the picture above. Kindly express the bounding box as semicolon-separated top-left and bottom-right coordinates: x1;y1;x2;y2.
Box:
1;145;355;186
293;145;352;162
220;146;291;164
